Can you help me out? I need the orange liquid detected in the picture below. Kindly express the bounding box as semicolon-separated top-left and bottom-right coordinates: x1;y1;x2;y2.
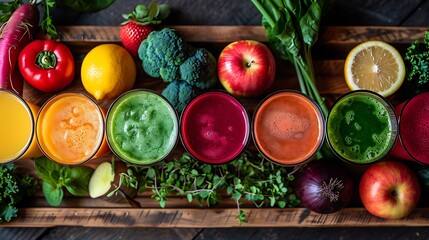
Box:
37;93;105;165
253;91;324;165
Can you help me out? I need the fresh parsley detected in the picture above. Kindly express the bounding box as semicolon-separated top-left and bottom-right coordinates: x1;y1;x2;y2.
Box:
404;31;429;97
0;163;38;222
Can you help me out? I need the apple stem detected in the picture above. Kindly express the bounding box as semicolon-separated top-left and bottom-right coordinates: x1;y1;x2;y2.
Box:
246;60;255;68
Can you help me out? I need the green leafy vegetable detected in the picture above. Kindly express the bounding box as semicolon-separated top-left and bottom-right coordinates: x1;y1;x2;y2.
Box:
41;0;59;40
251;0;334;159
0;0;23;23
0;164;38;222
135;151;300;223
404;31;429;97
57;0;115;12
35;156;94;206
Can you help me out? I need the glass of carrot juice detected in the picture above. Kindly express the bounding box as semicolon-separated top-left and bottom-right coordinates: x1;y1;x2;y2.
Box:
252;90;325;166
36;92;106;165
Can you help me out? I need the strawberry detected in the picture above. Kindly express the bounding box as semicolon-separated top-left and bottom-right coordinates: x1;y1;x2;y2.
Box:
120;22;154;57
120;1;170;57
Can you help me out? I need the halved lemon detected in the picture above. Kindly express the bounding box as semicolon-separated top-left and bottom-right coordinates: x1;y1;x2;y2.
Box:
344;41;405;97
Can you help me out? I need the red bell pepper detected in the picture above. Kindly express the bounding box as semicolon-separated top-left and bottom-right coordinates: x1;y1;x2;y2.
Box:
18;40;75;93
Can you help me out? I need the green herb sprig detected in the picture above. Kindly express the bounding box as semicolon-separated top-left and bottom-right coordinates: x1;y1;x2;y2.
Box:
136;151;300;223
35;156;94;206
0;164;38;222
0;0;23;23
404;31;429;97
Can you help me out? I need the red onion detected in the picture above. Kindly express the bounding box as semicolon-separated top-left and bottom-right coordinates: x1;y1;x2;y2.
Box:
294;160;354;214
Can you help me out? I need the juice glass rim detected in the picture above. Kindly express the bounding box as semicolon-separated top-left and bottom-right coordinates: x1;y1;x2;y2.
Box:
179;90;250;165
396;91;429;165
106;88;179;167
0;88;34;164
326;89;398;165
36;91;106;166
251;89;326;167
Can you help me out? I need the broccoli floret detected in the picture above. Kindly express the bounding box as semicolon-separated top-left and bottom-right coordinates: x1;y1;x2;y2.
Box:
162;80;199;113
179;48;218;89
138;28;187;82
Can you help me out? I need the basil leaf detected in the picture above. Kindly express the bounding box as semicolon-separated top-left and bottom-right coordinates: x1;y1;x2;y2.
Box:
64;166;94;196
34;156;61;186
42;182;63;207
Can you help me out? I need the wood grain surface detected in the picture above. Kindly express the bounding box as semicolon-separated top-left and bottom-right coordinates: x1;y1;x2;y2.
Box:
2;0;429;239
1;25;427;229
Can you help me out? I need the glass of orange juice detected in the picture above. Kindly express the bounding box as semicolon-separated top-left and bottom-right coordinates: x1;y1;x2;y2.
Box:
252;90;325;167
0;89;42;163
36;92;107;165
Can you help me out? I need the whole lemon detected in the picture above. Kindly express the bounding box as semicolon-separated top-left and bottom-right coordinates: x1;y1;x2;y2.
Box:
81;44;136;100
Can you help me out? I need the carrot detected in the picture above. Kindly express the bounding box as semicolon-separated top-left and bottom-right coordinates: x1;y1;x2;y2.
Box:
0;3;39;95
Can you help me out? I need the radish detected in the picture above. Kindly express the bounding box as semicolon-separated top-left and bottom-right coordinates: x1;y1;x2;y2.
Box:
0;3;39;95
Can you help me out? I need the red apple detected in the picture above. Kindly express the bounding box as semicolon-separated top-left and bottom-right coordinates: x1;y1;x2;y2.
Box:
359;160;421;219
217;40;276;97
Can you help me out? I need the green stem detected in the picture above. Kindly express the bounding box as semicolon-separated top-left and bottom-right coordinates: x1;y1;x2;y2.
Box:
251;0;275;27
295;56;329;117
294;59;307;95
36;51;57;69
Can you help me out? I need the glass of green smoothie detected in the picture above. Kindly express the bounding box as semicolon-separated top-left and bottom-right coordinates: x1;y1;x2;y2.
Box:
326;90;398;165
106;89;179;166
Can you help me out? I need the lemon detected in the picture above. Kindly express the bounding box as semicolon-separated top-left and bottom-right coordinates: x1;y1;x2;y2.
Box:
344;41;405;97
81;44;136;100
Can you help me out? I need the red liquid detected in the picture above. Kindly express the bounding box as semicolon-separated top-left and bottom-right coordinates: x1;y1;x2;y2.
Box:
180;91;249;164
390;92;429;164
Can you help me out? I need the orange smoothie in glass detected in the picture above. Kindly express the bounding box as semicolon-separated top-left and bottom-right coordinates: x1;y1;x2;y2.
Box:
252;90;325;166
0;89;42;163
36;92;105;165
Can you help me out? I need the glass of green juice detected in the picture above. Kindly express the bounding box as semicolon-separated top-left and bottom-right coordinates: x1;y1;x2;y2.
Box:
106;89;179;166
326;90;398;164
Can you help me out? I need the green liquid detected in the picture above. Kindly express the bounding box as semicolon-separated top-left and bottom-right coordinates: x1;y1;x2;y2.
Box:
107;90;178;165
327;92;395;164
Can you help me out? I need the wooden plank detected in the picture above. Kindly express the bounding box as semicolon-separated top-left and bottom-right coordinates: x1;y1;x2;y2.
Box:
49;0;427;27
40;226;201;240
200;227;429;240
48;25;428;45
0;227;48;240
44;25;429;60
3;207;429;228
401;0;429;26
5;25;428;228
323;0;424;26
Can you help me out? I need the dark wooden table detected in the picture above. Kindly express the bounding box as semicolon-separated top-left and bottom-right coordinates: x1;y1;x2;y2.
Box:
2;0;429;239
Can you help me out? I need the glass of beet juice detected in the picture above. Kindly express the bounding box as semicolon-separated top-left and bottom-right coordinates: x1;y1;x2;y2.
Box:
389;92;429;165
180;91;250;164
326;90;398;165
252;90;325;166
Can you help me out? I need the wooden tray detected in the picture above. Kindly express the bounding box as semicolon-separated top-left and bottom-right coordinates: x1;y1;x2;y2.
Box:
4;25;429;228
